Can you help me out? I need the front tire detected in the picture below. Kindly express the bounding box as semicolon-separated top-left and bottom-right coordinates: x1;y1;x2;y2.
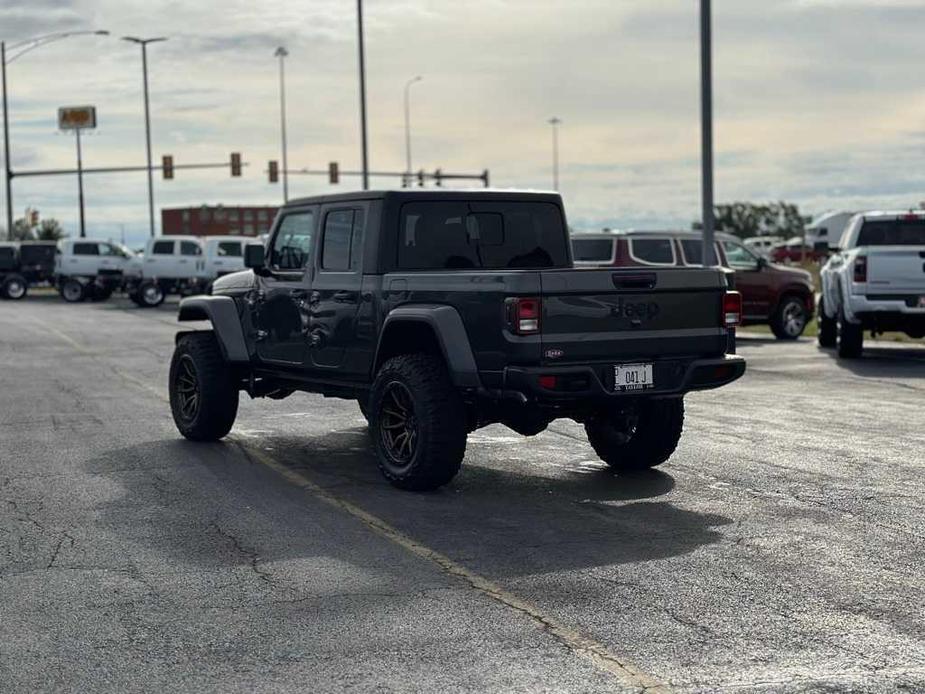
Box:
60;278;86;303
837;310;864;359
169;333;239;441
770;294;808;340
369;354;467;491
817;297;837;348
584;398;684;471
1;274;27;300
137;280;165;308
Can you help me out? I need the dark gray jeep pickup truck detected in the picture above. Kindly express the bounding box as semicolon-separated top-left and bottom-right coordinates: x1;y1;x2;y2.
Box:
170;190;745;490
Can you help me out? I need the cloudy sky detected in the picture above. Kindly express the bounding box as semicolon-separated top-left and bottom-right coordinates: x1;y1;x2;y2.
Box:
3;0;925;245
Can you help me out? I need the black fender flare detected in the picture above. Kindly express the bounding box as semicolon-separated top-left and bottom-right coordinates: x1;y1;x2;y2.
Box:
176;295;250;363
375;304;481;389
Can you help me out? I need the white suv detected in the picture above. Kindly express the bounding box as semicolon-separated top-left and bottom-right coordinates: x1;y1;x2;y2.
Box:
818;211;925;357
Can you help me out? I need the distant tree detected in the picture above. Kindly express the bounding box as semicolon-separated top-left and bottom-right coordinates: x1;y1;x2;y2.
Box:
693;201;810;240
36;219;66;241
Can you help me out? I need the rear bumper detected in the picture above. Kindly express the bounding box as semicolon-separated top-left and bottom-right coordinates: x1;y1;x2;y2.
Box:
499;354;746;405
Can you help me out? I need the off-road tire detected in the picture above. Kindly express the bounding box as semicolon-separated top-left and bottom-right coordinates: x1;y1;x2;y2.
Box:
137;281;165;308
837;310;864;359
585;398;684;471
169;332;239;441
817;297;837;348
369;354;467;491
770;294;808;340
1;274;27;300
60;278;86;303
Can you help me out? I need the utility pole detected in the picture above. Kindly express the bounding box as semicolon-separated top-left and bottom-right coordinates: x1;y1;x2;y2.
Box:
548;117;561;191
2;42;11;237
122;36;166;237
275;46;289;202
357;0;369;190
700;0;716;265
404;75;422;187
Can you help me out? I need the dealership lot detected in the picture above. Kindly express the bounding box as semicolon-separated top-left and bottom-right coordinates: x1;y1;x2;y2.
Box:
1;296;924;692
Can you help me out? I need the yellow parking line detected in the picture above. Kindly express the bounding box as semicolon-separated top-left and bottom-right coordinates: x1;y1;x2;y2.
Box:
238;441;669;692
34;316;668;690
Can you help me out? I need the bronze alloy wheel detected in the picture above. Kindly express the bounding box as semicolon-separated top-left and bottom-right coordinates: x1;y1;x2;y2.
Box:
174;355;201;423
378;381;418;466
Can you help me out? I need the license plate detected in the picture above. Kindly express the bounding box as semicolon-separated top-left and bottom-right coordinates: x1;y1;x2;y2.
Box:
613;363;654;391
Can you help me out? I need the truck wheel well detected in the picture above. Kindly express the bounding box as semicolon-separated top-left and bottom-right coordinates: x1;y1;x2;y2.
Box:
375;321;444;372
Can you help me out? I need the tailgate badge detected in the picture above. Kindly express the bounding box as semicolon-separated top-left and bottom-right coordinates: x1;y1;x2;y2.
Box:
545;348;564;359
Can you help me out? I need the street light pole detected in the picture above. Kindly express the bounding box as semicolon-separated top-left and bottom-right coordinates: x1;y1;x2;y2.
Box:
700;0;716;266
1;30;108;239
275;46;289;202
123;36;166;237
403;76;422;187
548;117;561;191
357;0;369;190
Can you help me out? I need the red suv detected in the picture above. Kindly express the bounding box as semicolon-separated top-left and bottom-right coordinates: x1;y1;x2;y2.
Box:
571;230;815;340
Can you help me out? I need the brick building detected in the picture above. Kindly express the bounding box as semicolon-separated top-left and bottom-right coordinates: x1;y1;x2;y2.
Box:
161;205;280;237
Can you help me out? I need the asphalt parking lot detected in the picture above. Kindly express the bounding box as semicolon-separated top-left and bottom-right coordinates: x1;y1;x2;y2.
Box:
2;295;924;693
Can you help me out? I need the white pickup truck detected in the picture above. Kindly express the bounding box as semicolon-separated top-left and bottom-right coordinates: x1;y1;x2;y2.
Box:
818;211;925;357
124;235;250;307
55;238;135;302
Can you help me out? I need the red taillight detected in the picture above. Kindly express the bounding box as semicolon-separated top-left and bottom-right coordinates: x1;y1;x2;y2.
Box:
506;297;541;334
853;256;867;283
538;375;557;389
723;291;742;327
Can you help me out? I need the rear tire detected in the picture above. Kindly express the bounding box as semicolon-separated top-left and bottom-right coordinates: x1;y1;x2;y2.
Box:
817;297;837;348
137;281;165;308
837;310;864;359
1;274;27;300
770;294;808;340
169;333;239;441
60;278;86;303
585;398;684;471
369;354;467;491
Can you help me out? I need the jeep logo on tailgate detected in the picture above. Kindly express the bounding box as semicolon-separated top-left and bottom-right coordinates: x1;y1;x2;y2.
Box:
610;297;660;323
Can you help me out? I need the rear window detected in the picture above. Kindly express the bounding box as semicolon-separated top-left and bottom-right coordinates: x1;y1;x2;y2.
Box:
398;201;568;270
629;238;675;265
571;238;614;262
857;219;925;246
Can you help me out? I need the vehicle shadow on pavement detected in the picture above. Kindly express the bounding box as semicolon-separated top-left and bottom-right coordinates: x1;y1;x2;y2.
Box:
820;344;925;380
87;433;730;582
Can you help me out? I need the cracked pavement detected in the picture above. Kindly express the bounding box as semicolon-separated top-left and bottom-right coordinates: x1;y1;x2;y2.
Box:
1;295;924;692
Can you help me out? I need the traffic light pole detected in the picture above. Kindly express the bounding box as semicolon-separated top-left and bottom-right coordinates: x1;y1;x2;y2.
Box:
141;43;155;237
700;0;716;266
2;41;12;238
75;129;86;238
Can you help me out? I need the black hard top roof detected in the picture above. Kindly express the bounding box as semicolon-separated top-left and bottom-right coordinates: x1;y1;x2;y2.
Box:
284;188;563;208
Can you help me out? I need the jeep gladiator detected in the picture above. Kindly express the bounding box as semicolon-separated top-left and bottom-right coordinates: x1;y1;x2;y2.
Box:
169;190;745;490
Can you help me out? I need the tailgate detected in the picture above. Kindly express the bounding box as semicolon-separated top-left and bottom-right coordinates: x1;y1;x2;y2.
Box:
866;247;925;291
540;268;727;364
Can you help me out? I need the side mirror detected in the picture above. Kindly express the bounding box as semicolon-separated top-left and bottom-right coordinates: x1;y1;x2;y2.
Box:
813;241;829;254
244;243;266;270
756;256;768;269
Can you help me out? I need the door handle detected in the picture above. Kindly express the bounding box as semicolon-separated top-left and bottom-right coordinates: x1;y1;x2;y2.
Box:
333;291;354;303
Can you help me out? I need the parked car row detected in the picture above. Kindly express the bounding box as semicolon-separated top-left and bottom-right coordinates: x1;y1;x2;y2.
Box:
570;229;815;340
0;235;252;306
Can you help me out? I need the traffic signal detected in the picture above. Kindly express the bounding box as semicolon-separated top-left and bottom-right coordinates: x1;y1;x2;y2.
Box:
434;168;443;187
230;152;242;177
162;155;174;180
417;169;425;187
29;209;39;226
328;161;339;184
268;160;279;183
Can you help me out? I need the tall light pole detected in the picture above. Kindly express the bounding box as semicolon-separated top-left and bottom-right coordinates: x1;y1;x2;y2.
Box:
548;117;561;191
1;30;108;238
700;0;716;265
122;36;166;238
274;47;290;202
403;76;422;187
357;0;369;190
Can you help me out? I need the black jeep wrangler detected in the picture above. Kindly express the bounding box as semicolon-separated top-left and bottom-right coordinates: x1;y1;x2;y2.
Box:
169;190;745;490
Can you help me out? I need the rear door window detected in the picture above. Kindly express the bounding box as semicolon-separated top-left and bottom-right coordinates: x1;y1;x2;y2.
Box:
571;238;615;262
217;241;242;257
73;242;100;256
152;240;174;255
180;241;201;256
398;201;568;270
628;238;675;265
